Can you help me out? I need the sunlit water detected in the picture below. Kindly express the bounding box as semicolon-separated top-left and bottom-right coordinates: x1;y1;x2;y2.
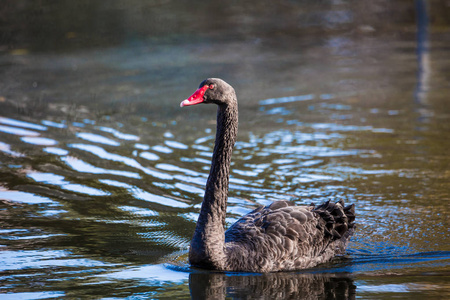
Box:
1;1;449;299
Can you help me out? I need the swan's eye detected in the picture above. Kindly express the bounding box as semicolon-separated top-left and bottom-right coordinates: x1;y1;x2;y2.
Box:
209;84;215;90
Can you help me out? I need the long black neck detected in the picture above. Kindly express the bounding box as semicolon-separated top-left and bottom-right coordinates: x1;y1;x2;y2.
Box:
189;101;238;270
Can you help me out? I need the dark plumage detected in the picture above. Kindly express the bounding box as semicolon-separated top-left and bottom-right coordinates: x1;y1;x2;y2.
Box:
181;78;355;272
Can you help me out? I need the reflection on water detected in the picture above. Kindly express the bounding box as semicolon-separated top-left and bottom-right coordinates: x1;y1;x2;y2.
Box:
189;272;356;300
1;0;450;299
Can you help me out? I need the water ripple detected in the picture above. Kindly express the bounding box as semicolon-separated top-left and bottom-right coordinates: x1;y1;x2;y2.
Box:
0;125;40;136
134;143;150;150
99;264;188;283
0;249;112;271
156;163;203;177
119;205;159;217
194;135;214;144
21;137;58;146
165;140;189;150
0;117;47;131
27;172;110;196
152;145;173;154
0;292;66;299
43;147;69;156
0;189;56;204
139;151;160;161
174;182;204;196
69;143;173;180
0;141;24;157
42;120;67;128
76;132;120;146
62;156;141;179
100;179;189;208
131;186;189;208
259;94;315;105
311;123;394;133
96;126;140;141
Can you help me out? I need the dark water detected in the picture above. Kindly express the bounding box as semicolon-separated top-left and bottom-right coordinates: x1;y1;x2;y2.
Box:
1;1;449;299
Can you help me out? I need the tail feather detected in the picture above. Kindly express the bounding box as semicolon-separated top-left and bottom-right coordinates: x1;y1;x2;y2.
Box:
344;204;356;226
312;200;355;242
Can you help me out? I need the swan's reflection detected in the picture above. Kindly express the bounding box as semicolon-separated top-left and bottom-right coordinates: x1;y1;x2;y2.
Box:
189;271;355;300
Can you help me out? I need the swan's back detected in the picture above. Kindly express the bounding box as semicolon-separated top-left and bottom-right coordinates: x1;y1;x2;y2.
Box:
224;200;355;272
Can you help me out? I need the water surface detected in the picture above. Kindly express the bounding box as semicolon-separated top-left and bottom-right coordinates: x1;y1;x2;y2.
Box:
1;1;449;299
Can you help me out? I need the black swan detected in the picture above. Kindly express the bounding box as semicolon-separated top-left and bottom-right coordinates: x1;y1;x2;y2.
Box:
180;78;355;272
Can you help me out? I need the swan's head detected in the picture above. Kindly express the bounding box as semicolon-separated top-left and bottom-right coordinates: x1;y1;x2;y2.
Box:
180;78;236;107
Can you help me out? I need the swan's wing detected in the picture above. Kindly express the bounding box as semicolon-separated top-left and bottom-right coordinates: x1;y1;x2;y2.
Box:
224;200;355;271
225;200;317;246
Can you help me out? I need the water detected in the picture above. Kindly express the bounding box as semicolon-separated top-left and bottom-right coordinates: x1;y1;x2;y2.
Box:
1;1;449;299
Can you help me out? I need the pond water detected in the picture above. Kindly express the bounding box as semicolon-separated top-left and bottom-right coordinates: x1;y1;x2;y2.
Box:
1;1;449;299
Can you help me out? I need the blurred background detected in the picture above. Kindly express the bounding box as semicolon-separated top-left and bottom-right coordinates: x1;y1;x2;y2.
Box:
0;0;449;299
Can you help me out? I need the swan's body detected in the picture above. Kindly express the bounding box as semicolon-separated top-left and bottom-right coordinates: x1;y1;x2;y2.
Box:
181;78;355;272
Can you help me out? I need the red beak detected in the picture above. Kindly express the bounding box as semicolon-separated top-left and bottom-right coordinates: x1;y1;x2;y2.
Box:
180;85;209;107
